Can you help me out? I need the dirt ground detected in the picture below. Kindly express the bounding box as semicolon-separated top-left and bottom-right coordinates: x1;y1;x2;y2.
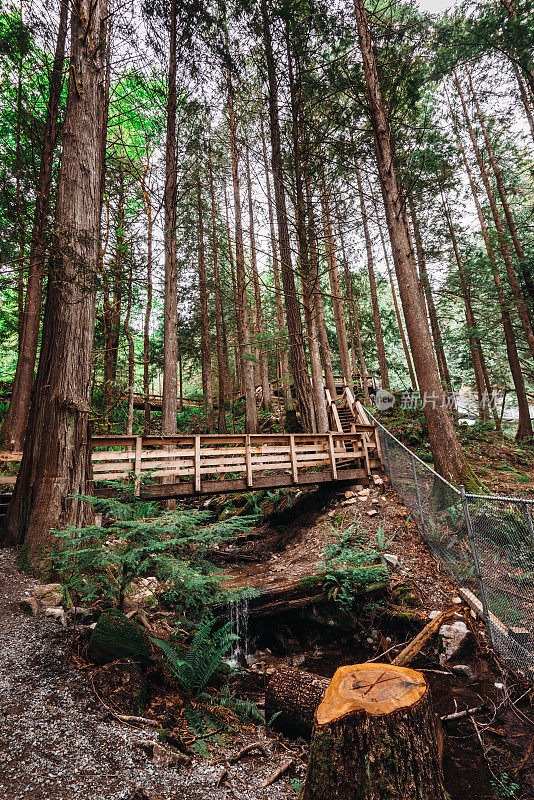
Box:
1;477;534;799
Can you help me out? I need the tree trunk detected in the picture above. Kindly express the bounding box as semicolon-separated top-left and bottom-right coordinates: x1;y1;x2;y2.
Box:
245;144;272;412
124;262;135;436
465;66;534;307
261;0;314;432
354;0;476;486
320;169;353;388
303;170;337;400
196;172;213;431
355;163;389;391
441;192;500;429
266;666;329;739
139;165;153;435
408;198;453;394
162;0;178;436
0;0;68;452
301;663;446;800
454;71;534;359
1;0;108;555
337;216;370;402
226;57;258;433
259;106;293;411
455;127;533;441
513;64;534;144
287;35;327;432
370;188;417;391
208;143;229;433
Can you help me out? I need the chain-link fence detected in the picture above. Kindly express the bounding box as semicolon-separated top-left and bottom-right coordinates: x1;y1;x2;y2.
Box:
367;411;534;679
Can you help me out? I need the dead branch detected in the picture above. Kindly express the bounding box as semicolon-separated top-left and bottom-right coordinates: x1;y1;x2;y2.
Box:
260;758;295;788
392;610;455;667
441;704;485;722
228;741;269;763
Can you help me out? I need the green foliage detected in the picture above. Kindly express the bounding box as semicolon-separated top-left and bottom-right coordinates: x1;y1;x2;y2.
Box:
49;497;256;616
152;618;235;693
490;772;520;799
320;524;388;610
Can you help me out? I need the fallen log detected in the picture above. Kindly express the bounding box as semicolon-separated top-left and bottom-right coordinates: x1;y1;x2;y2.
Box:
265;665;329;739
392;609;455;667
301;663;446;800
218;573;387;619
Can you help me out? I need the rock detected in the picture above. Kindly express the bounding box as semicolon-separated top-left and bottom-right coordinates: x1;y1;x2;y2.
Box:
67;606;99;624
30;584;63;607
30;583;62;599
87;609;152;664
366;509;378;517
450;664;474;679
152;742;190;768
438;620;471;664
452;597;462;605
44;606;67;627
344;490;356;499
19;597;39;616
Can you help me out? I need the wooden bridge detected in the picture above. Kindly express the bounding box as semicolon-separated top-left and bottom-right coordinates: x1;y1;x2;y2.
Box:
0;428;381;502
0;386;383;506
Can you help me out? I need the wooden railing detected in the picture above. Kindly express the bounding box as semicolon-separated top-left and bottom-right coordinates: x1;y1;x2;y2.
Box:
1;430;382;496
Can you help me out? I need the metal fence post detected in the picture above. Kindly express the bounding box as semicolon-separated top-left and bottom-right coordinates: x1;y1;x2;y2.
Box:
382;430;392;483
521;501;534;548
410;453;426;534
460;485;493;646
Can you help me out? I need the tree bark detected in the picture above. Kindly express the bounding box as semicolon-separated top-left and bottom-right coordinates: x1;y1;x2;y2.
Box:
0;0;68;452
226;57;258;433
408;198;453;394
454;71;534;359
261;0;314;432
287;36;327;432
245;143;271;411
513;64;534;144
259;106;293;410
303;171;337;400
139;164;153;435
301;663;446;800
370;188;417;391
455;127;533;441
465;66;534;307
162;0;178;435
207;143;229;433
355;163;389;391
354;0;476;485
441;192;500;429
1;0;108;555
320;169;353;388
337;216;370;402
266;666;329;739
196;171;213;431
124;260;135;436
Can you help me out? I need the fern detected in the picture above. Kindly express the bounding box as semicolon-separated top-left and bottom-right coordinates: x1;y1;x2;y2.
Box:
152;619;235;694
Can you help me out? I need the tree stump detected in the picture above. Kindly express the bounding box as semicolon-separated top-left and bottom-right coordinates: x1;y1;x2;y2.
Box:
265;665;329;738
301;662;446;800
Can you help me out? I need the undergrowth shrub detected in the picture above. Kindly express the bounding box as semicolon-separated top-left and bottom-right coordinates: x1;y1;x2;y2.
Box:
49;496;257;621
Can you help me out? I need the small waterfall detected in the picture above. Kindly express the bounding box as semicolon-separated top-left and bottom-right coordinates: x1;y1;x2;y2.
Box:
227;597;249;668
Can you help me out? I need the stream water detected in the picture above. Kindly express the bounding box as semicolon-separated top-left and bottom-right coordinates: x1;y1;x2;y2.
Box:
227;597;249;668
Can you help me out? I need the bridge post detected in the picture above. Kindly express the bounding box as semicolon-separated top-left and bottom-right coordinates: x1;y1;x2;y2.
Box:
134;436;142;496
245;435;253;487
289;435;299;484
194;436;201;493
327;434;337;480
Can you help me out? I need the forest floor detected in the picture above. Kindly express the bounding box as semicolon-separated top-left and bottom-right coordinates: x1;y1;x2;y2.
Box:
1;424;534;799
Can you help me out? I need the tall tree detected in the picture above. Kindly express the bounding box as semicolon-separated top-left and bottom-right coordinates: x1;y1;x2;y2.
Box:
353;0;477;485
2;0;108;553
261;0;314;431
162;0;178;436
196;170;213;429
0;0;68;452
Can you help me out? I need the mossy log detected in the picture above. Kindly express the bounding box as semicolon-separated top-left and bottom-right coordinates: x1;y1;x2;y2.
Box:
265;665;329;738
301;662;446;800
217;574;387;619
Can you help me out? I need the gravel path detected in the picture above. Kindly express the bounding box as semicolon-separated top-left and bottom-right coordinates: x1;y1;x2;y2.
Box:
0;549;298;800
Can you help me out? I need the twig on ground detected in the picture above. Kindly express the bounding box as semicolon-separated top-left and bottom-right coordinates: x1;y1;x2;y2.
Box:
441;704;485;722
260;758;295;788
392;609;455;667
228;742;269;763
